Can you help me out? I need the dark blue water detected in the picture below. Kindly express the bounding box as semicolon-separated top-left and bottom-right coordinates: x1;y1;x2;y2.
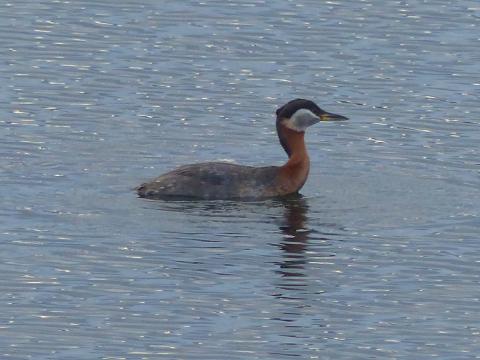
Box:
1;1;479;359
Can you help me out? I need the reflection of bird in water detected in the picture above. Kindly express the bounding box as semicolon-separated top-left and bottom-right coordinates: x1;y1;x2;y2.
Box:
137;99;347;200
275;196;340;297
274;195;311;296
278;195;310;276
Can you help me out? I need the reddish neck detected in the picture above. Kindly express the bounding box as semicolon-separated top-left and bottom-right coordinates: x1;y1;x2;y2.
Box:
277;125;310;192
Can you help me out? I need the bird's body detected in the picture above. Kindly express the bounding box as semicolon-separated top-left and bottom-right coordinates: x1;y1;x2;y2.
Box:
137;162;279;200
137;99;347;200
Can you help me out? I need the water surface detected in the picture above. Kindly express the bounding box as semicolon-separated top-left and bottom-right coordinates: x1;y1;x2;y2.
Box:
1;0;479;359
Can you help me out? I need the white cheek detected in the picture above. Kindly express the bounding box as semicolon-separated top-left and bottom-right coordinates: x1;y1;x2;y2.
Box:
284;109;319;131
284;119;305;132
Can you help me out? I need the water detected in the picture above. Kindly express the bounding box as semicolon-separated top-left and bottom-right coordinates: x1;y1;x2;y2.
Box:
1;0;479;359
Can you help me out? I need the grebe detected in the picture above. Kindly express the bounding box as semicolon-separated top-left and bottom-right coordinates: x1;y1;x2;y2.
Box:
137;99;347;200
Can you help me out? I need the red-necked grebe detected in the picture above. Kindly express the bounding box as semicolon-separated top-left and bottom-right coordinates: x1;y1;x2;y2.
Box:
137;99;347;200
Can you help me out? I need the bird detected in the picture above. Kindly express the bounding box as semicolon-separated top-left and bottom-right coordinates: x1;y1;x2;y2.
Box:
136;99;347;200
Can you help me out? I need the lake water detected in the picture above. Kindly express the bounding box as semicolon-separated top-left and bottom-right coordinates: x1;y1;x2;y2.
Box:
1;0;479;359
